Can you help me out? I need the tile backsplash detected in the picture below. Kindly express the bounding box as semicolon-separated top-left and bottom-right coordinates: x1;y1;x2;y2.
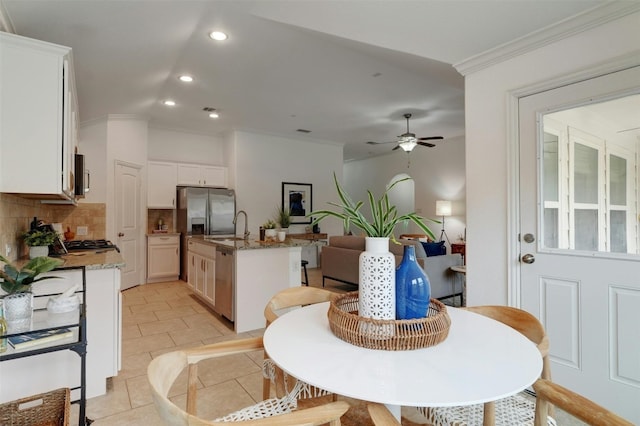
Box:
0;194;106;261
147;209;175;234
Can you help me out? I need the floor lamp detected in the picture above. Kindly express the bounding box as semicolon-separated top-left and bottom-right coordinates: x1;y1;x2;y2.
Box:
436;200;452;245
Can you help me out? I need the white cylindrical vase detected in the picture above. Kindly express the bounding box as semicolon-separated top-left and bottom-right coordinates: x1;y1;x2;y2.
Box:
29;245;49;259
358;237;395;321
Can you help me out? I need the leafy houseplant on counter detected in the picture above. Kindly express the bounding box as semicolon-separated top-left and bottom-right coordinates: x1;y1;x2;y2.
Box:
275;206;291;233
263;220;278;240
23;228;59;259
0;255;63;322
309;172;439;323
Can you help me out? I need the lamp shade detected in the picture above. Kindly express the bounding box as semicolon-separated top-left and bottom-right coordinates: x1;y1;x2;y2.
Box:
435;200;452;216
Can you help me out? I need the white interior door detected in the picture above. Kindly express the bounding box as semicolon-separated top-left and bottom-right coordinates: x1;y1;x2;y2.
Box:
518;66;640;423
115;161;142;290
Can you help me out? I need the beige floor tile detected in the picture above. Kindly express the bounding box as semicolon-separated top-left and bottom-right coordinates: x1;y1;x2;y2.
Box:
128;301;172;313
85;376;132;421
196;353;262;387
138;317;188;336
121;324;141;340
170;380;257;421
236;370;264;403
169;323;224;346
121;293;147;307
118;351;152;380
121;310;158;326
153;304;199;321
90;402;164;426
122;332;176;356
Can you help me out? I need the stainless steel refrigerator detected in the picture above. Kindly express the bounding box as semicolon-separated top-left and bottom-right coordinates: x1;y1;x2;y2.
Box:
177;186;235;280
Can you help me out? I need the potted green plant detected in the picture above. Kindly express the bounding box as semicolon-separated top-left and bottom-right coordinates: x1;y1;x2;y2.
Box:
23;228;59;259
0;255;63;321
309;172;439;323
263;220;278;239
275;206;292;231
309;172;438;241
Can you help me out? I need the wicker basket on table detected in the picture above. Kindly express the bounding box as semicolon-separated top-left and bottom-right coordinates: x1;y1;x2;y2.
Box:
0;387;70;426
328;291;451;351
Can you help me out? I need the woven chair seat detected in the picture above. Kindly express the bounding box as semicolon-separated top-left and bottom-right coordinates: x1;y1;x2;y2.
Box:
418;392;558;426
262;358;332;400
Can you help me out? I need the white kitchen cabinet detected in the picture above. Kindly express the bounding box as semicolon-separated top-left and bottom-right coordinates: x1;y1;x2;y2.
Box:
147;161;178;208
186;239;216;306
177;163;227;187
0;32;78;202
147;234;180;282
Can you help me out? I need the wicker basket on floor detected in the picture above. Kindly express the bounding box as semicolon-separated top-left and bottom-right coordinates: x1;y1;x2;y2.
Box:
328;291;451;350
0;387;70;426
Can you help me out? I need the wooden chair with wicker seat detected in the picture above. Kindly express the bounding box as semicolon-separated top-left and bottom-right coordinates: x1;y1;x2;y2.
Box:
533;379;633;426
420;305;552;426
263;286;338;401
147;336;350;426
369;380;634;426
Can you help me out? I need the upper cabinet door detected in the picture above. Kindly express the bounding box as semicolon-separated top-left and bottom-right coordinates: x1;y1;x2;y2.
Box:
201;166;227;187
177;163;202;186
177;163;227;187
0;33;76;201
147;161;178;208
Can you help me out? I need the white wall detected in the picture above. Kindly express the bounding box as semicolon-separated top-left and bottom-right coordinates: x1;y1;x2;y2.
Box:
344;135;465;244
464;11;640;306
232;130;344;238
148;127;225;165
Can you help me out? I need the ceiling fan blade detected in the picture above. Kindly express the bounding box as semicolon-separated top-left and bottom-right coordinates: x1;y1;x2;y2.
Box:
417;141;436;148
392;145;400;151
418;136;443;141
366;141;397;145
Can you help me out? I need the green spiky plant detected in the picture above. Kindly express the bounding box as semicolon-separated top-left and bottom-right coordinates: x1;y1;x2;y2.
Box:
0;255;63;296
310;172;439;242
275;206;292;229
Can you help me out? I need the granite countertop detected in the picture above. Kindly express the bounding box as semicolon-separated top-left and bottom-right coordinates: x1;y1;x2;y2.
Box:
57;250;125;270
190;235;319;251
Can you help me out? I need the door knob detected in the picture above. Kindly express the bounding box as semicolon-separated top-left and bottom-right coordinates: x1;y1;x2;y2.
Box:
521;253;535;264
523;233;535;243
118;232;124;237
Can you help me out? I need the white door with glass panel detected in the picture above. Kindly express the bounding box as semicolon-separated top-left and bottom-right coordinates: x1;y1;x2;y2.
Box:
518;66;640;424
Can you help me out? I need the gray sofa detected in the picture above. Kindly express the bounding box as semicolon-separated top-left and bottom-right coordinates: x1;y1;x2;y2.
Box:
321;235;464;304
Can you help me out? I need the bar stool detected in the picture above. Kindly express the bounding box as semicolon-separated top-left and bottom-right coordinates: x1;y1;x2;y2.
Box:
301;260;309;286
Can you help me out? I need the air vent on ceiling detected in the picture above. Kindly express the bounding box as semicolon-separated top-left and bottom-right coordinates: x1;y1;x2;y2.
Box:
297;129;311;134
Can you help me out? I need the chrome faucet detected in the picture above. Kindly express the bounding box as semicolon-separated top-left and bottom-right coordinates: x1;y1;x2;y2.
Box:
233;210;250;240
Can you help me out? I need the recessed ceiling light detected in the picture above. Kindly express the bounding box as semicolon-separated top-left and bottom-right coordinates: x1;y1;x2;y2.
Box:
163;100;176;106
179;75;193;83
209;112;219;119
209;31;228;41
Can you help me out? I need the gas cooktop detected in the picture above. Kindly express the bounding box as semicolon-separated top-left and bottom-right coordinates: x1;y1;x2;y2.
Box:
64;239;120;253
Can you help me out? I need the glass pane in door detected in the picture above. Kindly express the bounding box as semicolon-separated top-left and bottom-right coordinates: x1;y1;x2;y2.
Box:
610;210;627;253
574;209;598;251
574;143;598;204
609;154;626;205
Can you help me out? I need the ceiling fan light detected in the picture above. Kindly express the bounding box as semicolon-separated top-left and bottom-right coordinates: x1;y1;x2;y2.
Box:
399;141;417;152
398;134;417;152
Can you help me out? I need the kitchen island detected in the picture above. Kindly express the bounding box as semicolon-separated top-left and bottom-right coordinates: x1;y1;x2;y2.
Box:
0;251;124;404
187;236;319;333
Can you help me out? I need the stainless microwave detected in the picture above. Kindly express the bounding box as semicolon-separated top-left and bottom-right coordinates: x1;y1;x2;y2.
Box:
74;154;90;197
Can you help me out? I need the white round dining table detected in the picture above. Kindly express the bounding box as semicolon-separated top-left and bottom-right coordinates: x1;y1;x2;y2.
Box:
263;302;542;416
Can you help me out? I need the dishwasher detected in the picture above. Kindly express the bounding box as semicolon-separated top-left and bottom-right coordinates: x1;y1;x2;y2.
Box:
214;246;234;321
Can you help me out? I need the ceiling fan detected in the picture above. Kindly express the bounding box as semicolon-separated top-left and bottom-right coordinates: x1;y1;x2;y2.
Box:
366;113;443;152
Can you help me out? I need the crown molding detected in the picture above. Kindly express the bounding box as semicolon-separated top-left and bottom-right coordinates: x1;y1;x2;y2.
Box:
454;2;640;76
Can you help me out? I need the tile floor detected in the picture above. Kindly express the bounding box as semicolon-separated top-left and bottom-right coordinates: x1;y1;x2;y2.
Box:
84;268;354;425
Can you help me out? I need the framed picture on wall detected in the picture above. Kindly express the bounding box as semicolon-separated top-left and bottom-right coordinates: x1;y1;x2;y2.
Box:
282;182;312;224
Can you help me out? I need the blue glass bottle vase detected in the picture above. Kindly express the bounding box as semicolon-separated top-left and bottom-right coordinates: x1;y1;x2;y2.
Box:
395;245;431;320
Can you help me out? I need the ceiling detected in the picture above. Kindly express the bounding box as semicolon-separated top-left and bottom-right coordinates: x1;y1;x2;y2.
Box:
0;0;611;161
